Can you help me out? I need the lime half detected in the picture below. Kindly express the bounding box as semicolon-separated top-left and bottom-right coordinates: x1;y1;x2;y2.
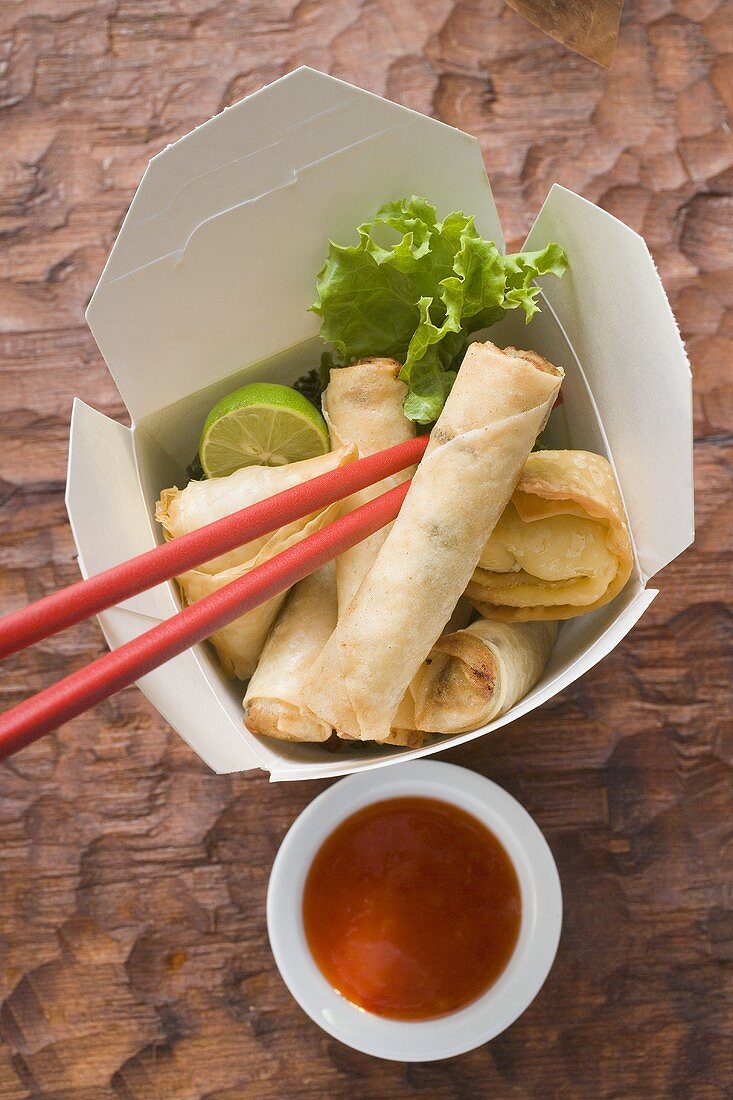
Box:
199;382;329;478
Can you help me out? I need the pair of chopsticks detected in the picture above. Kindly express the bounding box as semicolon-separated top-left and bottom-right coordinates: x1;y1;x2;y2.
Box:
0;434;429;761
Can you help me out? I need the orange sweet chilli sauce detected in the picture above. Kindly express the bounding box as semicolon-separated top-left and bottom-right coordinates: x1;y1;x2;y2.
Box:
302;796;521;1020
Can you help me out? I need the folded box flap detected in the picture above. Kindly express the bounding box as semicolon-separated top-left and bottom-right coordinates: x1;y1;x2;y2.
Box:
65;399;175;620
523;185;694;581
86;67;501;423
66;400;264;773
97;69;458;285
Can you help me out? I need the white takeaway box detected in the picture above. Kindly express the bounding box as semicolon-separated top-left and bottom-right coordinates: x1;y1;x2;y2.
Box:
66;67;693;780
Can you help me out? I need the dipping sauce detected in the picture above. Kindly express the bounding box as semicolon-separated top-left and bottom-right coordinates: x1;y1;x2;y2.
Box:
302;796;521;1021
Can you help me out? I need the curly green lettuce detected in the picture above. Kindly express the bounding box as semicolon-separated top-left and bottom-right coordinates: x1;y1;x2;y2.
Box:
311;196;567;423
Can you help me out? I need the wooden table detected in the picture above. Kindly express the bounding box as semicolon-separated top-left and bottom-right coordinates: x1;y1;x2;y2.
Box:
1;2;731;1096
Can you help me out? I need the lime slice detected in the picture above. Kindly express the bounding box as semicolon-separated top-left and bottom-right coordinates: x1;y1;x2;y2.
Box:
199;382;329;478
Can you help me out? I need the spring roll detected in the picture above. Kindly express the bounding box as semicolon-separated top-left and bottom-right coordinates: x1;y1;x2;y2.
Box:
242;359;419;743
375;597;476;747
302;340;564;743
156;446;354;573
245;583;473;746
466;450;633;621
325;358;420;747
411;619;558;735
155;445;355;680
243;564;337;741
336;599;476;748
323;358;416;610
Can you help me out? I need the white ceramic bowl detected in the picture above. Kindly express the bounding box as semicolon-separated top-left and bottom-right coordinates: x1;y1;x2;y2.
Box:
267;760;562;1061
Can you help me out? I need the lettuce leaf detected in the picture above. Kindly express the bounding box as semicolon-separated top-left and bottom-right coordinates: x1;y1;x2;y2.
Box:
311;196;567;423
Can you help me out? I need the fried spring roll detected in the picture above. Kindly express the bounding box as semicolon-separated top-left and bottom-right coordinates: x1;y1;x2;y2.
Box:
323;358;417;610
243;359;417;742
466;450;633;621
243;564;337;741
302;341;564;742
411;619;558;735
155;445;355;680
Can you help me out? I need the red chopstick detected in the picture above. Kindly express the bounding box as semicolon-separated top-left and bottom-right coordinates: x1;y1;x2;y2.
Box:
0;433;428;660
0;479;411;761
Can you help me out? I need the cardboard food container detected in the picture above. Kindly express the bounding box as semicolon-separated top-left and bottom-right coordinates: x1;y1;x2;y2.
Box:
66;68;693;781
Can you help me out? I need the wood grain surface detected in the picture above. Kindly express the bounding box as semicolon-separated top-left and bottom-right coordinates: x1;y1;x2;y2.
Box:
0;1;731;1097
